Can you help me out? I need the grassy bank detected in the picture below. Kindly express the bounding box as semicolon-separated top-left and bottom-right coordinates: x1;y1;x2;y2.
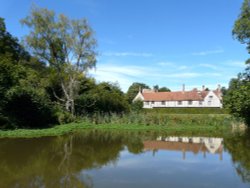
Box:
0;114;236;138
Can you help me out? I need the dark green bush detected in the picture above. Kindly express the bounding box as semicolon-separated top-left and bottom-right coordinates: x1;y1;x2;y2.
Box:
3;87;58;128
131;100;143;112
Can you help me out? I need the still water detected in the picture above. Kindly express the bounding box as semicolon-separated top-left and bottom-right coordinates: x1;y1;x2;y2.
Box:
0;130;250;188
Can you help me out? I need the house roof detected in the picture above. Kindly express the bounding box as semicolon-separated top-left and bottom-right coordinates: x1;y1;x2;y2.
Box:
142;91;203;101
142;89;221;101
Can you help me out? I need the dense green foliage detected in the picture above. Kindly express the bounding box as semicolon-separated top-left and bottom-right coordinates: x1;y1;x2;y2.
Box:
0;11;130;129
225;0;250;126
233;0;250;53
224;70;250;125
4;87;57;128
75;82;129;115
126;82;150;103
21;7;98;115
153;85;171;92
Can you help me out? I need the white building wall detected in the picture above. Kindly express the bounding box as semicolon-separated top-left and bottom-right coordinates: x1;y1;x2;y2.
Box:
203;91;222;108
143;100;205;108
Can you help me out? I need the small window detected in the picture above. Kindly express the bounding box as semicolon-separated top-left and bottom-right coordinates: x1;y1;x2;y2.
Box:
188;101;193;105
161;101;165;105
151;101;154;104
199;101;202;105
178;101;182;105
145;101;149;105
208;101;211;105
209;96;213;99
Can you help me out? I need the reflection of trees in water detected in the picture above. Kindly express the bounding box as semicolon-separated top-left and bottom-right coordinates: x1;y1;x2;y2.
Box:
224;130;250;183
0;131;146;188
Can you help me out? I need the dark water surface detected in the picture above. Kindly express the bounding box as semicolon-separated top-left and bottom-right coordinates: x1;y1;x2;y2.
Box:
0;130;250;188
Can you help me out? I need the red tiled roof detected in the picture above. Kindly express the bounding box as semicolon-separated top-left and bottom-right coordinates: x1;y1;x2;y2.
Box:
142;91;204;101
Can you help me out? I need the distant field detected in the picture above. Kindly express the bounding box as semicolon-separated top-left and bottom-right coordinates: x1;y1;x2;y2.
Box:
143;107;229;114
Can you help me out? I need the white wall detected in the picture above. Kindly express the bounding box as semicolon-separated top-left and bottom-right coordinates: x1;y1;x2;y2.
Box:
143;100;204;108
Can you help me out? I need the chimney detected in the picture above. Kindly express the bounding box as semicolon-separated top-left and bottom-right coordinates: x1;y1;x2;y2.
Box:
202;85;205;91
182;84;185;92
217;84;221;91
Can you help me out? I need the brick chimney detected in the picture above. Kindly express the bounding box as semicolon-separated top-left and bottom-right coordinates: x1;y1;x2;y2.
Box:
217;84;221;91
202;85;205;91
182;84;185;92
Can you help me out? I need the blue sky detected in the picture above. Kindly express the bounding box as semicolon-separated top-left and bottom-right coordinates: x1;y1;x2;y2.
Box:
1;0;248;92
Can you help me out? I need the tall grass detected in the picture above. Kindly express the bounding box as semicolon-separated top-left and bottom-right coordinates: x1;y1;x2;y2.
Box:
79;112;233;127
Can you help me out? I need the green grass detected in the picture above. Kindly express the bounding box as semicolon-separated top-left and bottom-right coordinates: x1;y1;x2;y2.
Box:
0;114;235;138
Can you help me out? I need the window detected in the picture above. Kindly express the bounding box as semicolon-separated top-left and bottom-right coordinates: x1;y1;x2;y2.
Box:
188;100;193;105
161;101;165;105
199;101;202;105
209;96;213;99
208;101;211;105
151;101;154;104
178;101;182;105
145;101;149;105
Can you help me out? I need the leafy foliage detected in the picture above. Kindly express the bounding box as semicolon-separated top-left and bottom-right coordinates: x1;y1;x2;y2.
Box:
233;0;250;53
4;87;57;128
21;7;97;114
224;69;250;125
228;0;250;126
126;82;150;104
75;82;129;115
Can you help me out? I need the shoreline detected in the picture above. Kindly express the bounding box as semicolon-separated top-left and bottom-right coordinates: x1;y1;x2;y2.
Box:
0;122;234;138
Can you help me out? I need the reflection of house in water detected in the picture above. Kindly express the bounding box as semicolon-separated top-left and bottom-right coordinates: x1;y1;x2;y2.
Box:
144;136;223;160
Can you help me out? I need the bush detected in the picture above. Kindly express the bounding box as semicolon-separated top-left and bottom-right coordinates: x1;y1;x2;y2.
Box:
131;100;143;112
75;82;129;115
3;87;58;128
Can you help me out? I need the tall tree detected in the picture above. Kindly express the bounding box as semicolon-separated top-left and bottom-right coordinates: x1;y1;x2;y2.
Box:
21;7;97;114
225;0;250;126
233;0;250;54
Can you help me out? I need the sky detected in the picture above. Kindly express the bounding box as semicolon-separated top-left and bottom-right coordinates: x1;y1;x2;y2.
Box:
0;0;249;92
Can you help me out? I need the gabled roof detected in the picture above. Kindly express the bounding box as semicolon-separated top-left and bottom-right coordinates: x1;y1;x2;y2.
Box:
142;91;204;101
141;89;221;101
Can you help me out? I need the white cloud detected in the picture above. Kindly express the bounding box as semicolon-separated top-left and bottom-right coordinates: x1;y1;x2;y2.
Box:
157;61;175;66
199;63;218;70
192;49;224;56
103;52;153;57
178;65;188;70
226;60;246;68
163;72;201;78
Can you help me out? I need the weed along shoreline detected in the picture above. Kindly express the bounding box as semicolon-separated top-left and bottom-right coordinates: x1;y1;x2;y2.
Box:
0;114;240;138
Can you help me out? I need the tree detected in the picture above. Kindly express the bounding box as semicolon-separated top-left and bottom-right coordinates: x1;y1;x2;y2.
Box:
21;7;97;115
225;0;250;126
224;71;250;125
75;82;129;115
233;0;250;54
158;86;171;92
0;17;30;62
126;82;150;104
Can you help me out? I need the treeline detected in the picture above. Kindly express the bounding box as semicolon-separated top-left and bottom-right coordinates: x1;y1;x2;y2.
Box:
0;8;164;129
0;8;134;129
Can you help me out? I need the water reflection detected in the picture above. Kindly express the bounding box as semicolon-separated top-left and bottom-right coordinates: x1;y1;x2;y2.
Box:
144;136;223;160
0;130;249;188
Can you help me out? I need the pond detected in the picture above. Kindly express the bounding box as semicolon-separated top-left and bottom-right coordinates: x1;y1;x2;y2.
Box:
0;130;250;188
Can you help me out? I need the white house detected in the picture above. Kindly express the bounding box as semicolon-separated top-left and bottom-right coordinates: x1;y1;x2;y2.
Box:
133;85;223;108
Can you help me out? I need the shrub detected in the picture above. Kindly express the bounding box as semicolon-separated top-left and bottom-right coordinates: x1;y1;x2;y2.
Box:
3;87;57;128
